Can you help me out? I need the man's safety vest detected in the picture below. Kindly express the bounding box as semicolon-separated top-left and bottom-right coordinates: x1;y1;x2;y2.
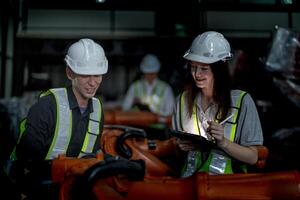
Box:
133;80;167;114
175;90;247;176
10;88;102;160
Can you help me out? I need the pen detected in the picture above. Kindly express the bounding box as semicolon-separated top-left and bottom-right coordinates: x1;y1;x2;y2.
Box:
208;113;234;143
219;113;234;125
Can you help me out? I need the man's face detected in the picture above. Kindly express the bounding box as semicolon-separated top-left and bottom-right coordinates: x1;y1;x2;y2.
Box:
143;73;157;84
67;68;102;101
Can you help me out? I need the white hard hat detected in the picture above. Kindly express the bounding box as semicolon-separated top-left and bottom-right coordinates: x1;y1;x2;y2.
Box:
183;31;232;64
65;38;108;75
140;54;161;73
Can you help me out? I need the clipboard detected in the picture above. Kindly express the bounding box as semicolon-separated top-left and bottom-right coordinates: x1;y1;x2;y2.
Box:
166;129;216;151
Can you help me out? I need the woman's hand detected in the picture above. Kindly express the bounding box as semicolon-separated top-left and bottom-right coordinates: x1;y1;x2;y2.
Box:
207;121;229;149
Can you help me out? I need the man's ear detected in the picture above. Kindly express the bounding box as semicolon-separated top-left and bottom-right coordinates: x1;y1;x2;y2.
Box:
66;67;75;80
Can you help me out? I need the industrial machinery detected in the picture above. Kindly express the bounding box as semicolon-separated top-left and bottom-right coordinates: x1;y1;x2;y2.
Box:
5;112;300;200
47;126;299;200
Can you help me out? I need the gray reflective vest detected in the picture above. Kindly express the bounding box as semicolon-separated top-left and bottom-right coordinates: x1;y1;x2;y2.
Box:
11;88;102;160
174;90;247;176
133;80;167;113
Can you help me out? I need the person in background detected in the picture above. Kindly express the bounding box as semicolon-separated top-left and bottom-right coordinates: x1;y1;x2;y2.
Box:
172;31;264;177
122;54;175;117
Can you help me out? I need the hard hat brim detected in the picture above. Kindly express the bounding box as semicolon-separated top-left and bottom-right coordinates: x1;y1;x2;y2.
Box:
70;66;108;75
140;67;160;73
65;56;108;75
183;53;219;64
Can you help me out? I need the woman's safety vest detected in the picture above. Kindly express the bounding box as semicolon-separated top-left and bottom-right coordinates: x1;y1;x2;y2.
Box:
133;80;167;114
11;88;102;160
175;90;247;176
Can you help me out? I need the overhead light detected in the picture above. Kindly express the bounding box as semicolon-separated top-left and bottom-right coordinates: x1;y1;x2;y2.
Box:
96;0;106;3
281;0;293;4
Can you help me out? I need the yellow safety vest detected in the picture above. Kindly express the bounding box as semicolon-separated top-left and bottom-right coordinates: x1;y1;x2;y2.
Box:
10;88;102;160
177;90;247;176
133;80;167;113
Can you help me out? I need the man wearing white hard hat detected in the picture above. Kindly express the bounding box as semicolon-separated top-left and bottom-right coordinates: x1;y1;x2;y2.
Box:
172;31;263;177
122;54;175;117
13;38;108;161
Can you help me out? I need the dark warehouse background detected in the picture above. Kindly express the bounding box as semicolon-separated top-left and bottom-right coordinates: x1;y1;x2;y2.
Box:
1;0;300;189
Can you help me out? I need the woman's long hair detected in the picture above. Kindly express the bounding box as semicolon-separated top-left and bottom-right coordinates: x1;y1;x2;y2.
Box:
184;61;232;121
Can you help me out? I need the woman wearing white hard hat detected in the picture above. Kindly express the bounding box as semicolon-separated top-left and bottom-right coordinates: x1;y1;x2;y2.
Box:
122;54;175;117
172;31;264;177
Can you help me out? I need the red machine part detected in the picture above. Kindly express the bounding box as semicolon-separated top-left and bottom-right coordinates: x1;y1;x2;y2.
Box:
104;110;172;128
101;128;269;172
101;128;177;176
51;155;104;200
51;127;288;200
123;171;300;200
52;157;300;200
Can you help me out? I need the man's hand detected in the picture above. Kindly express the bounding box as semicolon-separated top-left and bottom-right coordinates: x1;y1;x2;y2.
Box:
177;139;200;151
133;97;141;104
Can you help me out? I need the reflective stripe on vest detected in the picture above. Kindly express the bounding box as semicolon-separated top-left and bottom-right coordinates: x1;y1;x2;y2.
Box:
9;118;26;160
45;88;72;159
180;90;247;176
133;80;166;113
78;97;102;158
